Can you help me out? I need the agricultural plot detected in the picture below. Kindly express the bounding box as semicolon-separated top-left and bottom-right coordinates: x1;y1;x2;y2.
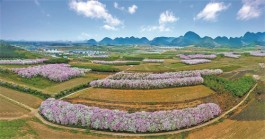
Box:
43;72;110;94
128;56;264;73
0;67;109;95
66;85;215;103
0;97;29;118
0;87;42;108
65;85;215;112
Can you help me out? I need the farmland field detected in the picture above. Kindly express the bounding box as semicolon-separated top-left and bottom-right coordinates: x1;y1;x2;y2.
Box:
0;97;29;118
0;71;110;94
67;85;215;103
0;87;42;108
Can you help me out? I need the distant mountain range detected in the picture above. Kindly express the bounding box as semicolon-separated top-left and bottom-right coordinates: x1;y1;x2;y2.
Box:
89;31;265;47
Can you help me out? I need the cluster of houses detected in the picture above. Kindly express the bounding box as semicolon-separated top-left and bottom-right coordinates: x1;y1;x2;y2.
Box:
69;50;106;55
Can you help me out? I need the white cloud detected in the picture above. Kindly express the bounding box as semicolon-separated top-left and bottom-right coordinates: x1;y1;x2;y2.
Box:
114;2;125;11
103;25;117;31
194;2;230;21
141;10;178;32
159;10;178;24
141;25;171;32
128;5;138;14
114;2;138;14
69;0;122;30
237;0;265;20
33;0;40;6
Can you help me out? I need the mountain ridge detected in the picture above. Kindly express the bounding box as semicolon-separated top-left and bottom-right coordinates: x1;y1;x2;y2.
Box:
92;31;265;47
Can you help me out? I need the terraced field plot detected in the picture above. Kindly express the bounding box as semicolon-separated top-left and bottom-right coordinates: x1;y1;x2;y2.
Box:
68;85;214;103
43;72;110;94
65;85;216;111
0;97;29;118
0;87;42;108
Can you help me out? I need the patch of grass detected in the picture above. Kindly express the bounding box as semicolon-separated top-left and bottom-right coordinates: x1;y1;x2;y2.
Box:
72;64;120;72
137;53;174;59
180;131;189;139
70;129;79;134
0;119;27;138
122;55;144;61
54;83;90;99
0;42;41;59
203;75;256;97
219;65;241;72
44;58;70;64
0;78;51;99
86;56;120;61
0;68;55;89
256;81;265;95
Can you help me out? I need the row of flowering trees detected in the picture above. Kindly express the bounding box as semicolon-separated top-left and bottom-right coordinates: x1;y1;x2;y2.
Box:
249;51;265;57
178;54;217;60
12;64;90;82
143;59;164;63
181;59;211;65
222;52;241;58
90;69;222;89
178;54;216;65
40;98;221;133
0;59;47;65
90;76;204;89
108;69;223;80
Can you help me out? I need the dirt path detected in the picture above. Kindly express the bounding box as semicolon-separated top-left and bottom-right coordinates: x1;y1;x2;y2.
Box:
59;87;92;100
0;114;30;120
0;83;257;137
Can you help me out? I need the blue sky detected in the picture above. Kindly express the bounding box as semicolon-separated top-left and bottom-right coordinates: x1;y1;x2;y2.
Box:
1;0;265;41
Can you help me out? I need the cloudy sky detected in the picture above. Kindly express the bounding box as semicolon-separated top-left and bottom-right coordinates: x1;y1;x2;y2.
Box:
1;0;265;41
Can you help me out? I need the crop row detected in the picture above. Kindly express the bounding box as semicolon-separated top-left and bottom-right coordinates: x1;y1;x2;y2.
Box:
40;98;221;133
